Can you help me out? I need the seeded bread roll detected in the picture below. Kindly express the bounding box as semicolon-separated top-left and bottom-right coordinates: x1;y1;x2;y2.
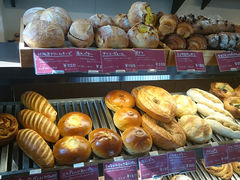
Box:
88;14;113;30
23;7;45;26
113;13;131;32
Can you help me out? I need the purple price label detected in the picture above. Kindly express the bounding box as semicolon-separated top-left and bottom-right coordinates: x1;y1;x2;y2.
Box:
227;143;240;163
216;52;240;72
100;50;136;73
134;49;166;71
75;49;102;72
167;151;196;174
175;51;206;72
104;159;138;180
18;172;58;180
59;165;98;180
139;154;168;179
33;48;78;75
203;145;228;167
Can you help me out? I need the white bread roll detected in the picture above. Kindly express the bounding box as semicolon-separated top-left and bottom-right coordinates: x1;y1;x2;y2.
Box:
95;25;129;48
88;14;113;30
67;19;94;48
23;20;64;48
23;7;45;26
113;13;131;32
40;6;72;34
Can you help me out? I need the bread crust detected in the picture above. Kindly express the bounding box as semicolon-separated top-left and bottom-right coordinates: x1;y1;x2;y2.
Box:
232;162;240;175
210;82;235;100
88;14;113;30
113;13;131;32
224;96;240;118
163;34;186;50
23;7;45;26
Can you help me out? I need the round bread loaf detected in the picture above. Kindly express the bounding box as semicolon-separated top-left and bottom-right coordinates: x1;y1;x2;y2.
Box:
57;112;92;137
23;20;64;48
23;7;45;26
113;108;142;131
178;115;212;144
122;126;152;155
113;13;131;32
88;14;113;30
40;6;72;34
67;19;94;48
95;25;129;48
89;128;122;159
128;23;159;48
170;175;193;180
53;136;91;165
105;90;135;112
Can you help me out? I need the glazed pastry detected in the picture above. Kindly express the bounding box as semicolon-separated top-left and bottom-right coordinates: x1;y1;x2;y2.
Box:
224;96;240;118
164;34;186;50
187;34;207;50
210;82;235;100
176;22;194;39
158;14;178;40
113;13;131;32
234;85;240;97
88;14;113;30
232;162;240;175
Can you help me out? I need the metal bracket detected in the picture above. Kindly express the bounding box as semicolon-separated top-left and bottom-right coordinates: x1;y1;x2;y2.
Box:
201;0;212;10
171;0;186;14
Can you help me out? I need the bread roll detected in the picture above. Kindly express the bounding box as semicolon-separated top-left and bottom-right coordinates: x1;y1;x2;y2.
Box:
122;126;152;155
135;85;176;123
170;175;193;180
18;109;59;143
113;108;142;131
23;20;64;48
176;22;194;39
89;128;122;159
0;113;18;146
187;34;207;50
142;114;186;150
158;14;178;40
210;82;235;100
40;6;72;34
128;23;159;48
53;136;91;165
17;129;54;168
232;162;240;175
235;85;240;97
202;160;233;180
88;14;113;30
67;19;94;48
172;94;197;117
127;2;155;27
163;34;186;50
21;91;57;122
23;7;45;26
57;112;92;137
105;90;135;112
224;96;240;118
178;115;212;143
113;13;131;32
95;25;129;48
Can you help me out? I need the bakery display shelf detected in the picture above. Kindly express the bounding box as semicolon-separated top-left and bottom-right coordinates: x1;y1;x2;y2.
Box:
0;97;239;179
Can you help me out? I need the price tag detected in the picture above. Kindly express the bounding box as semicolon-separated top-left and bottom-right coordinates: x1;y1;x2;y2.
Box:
203;145;228;167
104;159;138;180
59;165;98;180
18;171;58;180
167;151;196;174
134;49;166;71
139;154;168;179
175;51;206;72
227;143;240;163
100;49;136;73
216;52;240;72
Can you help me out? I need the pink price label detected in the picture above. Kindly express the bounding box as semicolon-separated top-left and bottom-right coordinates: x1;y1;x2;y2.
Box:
18;172;58;180
175;51;206;72
104;159;138;180
100;50;136;73
59;165;98;180
139;154;168;179
227;143;240;163
203;145;228;167
134;49;166;71
167;151;196;174
216;52;240;72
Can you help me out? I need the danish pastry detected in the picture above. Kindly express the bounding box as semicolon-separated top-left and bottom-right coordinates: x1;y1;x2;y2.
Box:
210;82;235;100
224;96;240;118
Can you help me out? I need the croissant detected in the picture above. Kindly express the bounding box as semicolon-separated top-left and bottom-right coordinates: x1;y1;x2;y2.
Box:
158;14;178;40
163;34;186;50
187;34;207;50
207;32;240;51
176;22;194;38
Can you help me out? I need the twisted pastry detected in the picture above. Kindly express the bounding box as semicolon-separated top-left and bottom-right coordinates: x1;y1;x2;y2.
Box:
176;22;194;38
158;14;178;40
187;34;207;50
163;34;186;50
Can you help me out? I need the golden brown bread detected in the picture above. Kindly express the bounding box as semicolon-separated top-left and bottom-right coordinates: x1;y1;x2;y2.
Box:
113;13;131;32
235;85;240;97
187;34;207;50
89;128;122;159
176;22;194;39
164;34;186;50
232;162;240;175
18;109;59;143
223;96;240;118
210;82;235;100
170;175;193;180
158;14;178;40
53;136;91;165
88;14;113;30
21;91;57;122
0;113;18;146
57;112;92;137
135;85;176;123
142;114;186;150
17;129;54;168
23;7;45;26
